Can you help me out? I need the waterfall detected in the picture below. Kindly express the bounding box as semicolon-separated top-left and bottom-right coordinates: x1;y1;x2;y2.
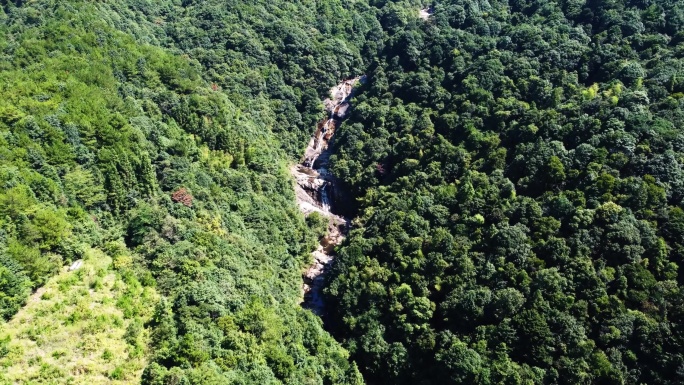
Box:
290;76;363;315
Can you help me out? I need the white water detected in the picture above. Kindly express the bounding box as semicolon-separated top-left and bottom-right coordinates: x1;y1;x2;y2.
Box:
292;77;362;315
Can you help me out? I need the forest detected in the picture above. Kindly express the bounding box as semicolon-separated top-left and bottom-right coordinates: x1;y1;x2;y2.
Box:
0;0;683;384
0;0;374;382
326;0;684;384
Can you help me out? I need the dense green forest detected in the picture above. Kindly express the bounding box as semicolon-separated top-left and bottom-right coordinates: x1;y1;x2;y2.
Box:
326;0;684;384
2;0;684;384
0;0;377;382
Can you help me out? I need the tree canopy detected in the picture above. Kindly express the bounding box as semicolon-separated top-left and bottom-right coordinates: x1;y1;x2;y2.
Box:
326;0;684;384
2;0;684;384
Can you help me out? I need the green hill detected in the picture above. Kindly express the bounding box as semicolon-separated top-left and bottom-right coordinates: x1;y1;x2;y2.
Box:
2;0;684;384
0;0;373;383
1;248;156;383
326;0;684;384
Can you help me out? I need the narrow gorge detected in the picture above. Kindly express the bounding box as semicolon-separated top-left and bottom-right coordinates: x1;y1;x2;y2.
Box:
292;77;362;315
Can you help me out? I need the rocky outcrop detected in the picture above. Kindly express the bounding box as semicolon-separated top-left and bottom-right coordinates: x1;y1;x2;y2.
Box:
419;6;434;20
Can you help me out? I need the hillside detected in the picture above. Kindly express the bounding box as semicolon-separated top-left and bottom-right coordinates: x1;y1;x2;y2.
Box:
1;248;156;383
326;0;684;384
0;0;372;383
2;0;684;384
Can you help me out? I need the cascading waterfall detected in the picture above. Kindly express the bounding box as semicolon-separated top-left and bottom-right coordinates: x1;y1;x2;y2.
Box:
290;76;363;315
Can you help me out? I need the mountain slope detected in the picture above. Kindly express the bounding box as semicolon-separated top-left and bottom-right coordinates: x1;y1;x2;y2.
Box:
0;1;371;383
1;248;156;384
326;0;684;384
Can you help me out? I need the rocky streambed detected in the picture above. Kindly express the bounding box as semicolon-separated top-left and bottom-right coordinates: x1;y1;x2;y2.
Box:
292;77;362;315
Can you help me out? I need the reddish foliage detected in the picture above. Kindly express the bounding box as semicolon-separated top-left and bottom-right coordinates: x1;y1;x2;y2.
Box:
172;187;193;207
211;83;219;91
376;162;387;176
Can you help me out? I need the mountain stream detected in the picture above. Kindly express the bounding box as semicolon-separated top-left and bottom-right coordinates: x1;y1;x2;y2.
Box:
292;77;363;315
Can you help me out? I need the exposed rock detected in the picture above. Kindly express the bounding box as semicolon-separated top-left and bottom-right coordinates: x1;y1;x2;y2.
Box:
68;260;83;271
419;6;434;20
334;102;351;119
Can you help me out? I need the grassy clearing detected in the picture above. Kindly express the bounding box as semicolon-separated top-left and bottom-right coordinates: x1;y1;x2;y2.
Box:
0;248;158;384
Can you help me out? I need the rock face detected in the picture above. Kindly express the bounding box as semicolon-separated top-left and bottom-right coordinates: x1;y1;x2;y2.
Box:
333;102;350;119
68;260;83;271
419;6;434;20
292;77;362;315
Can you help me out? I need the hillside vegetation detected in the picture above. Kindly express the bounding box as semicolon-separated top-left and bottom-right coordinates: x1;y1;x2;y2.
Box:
3;0;684;384
326;0;684;384
0;0;376;383
1;248;156;384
